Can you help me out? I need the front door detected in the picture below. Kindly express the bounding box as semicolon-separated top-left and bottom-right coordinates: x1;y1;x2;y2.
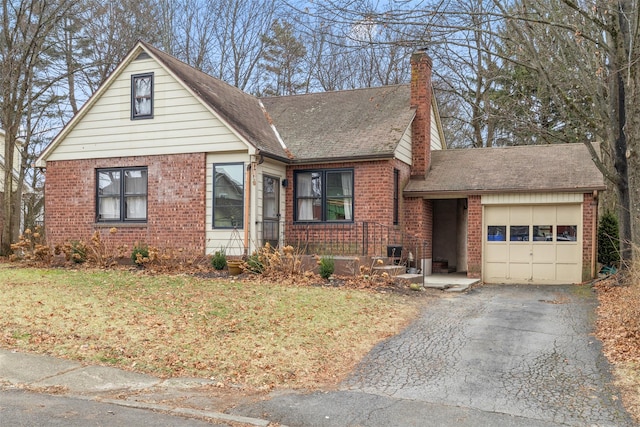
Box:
263;175;280;247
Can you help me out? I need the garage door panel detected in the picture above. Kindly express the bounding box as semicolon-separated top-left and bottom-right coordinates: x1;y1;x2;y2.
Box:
533;263;556;280
556;264;581;282
557;205;580;224
532;244;555;262
509;244;530;262
557;244;579;263
485;244;508;262
509;262;531;281
483;204;582;285
509;206;532;224
486;207;509;224
533;206;556;224
485;263;507;280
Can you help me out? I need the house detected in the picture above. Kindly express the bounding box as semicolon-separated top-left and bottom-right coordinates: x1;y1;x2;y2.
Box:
36;41;605;284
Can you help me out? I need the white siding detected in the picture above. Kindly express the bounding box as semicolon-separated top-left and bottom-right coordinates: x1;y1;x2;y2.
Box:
48;57;248;161
254;160;287;225
482;193;584;205
394;126;412;165
206;153;251;256
205;154;286;256
430;108;443;150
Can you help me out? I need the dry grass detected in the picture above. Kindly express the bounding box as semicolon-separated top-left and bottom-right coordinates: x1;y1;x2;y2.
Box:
0;264;420;390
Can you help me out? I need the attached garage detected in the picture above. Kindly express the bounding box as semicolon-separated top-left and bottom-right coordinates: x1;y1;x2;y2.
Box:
404;143;606;285
483;194;584;284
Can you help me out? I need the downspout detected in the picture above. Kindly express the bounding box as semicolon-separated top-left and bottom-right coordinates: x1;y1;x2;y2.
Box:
244;163;252;256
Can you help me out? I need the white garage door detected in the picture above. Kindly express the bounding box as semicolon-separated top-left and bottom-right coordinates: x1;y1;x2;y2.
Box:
484;204;582;284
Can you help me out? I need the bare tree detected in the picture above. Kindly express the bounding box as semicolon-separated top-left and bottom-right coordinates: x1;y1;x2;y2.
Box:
0;0;76;254
290;0;640;260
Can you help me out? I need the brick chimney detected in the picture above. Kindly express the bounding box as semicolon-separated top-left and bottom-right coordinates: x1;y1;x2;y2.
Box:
410;50;433;179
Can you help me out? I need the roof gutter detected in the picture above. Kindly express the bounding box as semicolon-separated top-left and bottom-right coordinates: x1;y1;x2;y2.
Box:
288;153;395;165
404;186;608;199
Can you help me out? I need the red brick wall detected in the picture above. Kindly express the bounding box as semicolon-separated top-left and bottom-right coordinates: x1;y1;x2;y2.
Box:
466;195;482;278
582;192;597;281
285;160;406;227
410;51;433;178
44;153;206;256
403;198;432;260
284;159;414;255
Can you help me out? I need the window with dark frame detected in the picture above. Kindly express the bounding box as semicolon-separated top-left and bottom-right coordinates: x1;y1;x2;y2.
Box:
294;169;353;222
131;73;153;119
393;169;399;225
96;167;147;222
213;163;245;228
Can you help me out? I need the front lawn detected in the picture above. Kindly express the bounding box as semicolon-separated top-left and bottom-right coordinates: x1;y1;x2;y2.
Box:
0;265;420;389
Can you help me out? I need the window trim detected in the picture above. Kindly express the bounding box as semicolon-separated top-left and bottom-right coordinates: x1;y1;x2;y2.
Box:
293;168;354;223
96;167;148;223
131;73;154;120
212;162;245;229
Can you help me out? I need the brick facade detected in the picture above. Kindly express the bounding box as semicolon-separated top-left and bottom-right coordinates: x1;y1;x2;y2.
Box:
409;51;433;179
283;159;415;255
403;197;433;260
466;195;483;278
582;192;598;281
44;153;206;257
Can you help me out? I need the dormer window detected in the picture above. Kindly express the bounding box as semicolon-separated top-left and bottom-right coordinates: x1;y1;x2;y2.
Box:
131;73;153;119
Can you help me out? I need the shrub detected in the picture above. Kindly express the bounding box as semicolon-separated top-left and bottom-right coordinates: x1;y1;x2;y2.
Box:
9;226;51;264
131;244;150;265
245;252;265;274
211;250;227;270
318;255;335;280
70;240;88;264
598;211;620;267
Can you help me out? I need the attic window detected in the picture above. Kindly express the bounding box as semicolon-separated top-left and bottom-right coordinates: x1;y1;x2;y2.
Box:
131;73;153;119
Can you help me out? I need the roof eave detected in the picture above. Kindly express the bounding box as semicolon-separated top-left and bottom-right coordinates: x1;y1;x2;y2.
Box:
289;152;395;165
403;186;607;199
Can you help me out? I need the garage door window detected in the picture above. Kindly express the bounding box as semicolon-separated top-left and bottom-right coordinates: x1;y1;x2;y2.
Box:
557;225;577;241
487;226;506;241
510;225;529;241
533;225;553;241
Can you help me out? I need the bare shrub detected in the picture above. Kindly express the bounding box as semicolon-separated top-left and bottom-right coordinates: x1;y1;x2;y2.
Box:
10;226;51;265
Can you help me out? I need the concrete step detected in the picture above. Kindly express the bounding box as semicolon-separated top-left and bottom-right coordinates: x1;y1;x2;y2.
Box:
372;265;406;276
395;273;423;284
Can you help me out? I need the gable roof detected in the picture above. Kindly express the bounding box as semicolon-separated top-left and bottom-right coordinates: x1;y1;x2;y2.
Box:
261;85;415;162
36;41;291;166
38;42;421;166
141;42;290;161
404;143;606;197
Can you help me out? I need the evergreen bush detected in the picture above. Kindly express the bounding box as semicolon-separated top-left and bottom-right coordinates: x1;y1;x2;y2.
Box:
598;211;620;267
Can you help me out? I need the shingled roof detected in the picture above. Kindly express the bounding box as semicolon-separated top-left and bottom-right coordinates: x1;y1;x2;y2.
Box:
143;42;291;161
260;85;415;162
404;143;606;196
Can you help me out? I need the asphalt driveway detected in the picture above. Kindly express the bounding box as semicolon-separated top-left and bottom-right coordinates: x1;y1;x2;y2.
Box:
232;284;634;426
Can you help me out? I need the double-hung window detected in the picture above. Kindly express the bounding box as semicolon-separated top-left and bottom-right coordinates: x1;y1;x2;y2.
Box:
96;167;148;222
131;73;153;119
295;169;353;222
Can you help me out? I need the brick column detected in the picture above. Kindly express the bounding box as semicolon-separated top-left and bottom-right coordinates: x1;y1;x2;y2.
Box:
582;192;597;281
467;195;482;278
